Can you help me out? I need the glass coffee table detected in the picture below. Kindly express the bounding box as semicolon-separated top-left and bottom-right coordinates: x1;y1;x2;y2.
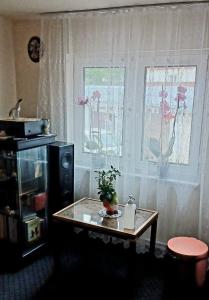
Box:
53;197;158;249
52;198;158;274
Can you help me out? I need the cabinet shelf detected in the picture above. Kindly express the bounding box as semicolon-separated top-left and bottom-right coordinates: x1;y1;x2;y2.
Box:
0;177;10;183
0;209;17;216
22;241;46;258
0;176;16;183
19;188;38;197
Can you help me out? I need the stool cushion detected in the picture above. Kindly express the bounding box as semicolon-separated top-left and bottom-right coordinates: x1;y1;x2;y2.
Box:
168;237;208;258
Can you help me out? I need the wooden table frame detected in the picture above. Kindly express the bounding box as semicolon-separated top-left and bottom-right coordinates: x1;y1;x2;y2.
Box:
52;198;158;275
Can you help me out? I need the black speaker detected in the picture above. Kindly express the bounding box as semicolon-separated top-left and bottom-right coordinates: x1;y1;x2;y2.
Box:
48;142;74;215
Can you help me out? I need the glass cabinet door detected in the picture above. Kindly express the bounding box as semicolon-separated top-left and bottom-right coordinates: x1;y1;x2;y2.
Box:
17;146;48;219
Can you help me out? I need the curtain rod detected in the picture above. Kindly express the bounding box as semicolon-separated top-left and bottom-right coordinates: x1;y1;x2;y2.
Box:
42;1;209;15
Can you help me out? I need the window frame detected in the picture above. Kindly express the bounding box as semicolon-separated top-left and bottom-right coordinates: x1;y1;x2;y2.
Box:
142;64;197;165
72;55;126;167
136;52;208;181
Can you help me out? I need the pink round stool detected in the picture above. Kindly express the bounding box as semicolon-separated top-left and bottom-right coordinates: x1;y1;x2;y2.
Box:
167;237;208;287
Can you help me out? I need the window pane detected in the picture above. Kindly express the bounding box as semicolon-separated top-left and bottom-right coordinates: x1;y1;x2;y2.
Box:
83;67;125;156
142;66;196;165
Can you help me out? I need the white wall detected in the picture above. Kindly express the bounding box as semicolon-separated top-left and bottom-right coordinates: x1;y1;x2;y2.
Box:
13;19;40;117
0;17;16;118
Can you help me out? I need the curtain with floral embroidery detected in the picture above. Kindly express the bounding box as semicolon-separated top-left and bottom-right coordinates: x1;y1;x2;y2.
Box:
38;4;209;248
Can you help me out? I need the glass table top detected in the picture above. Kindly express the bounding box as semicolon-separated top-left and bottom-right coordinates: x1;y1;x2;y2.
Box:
53;197;158;239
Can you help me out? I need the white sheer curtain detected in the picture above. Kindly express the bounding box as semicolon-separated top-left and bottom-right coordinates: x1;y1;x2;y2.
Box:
38;3;209;247
37;17;71;141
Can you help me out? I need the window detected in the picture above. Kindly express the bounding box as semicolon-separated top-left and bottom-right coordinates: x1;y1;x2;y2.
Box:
142;66;196;165
83;67;125;156
71;52;207;181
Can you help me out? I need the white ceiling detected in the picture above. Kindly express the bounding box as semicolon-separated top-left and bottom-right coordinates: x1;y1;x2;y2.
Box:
0;0;207;16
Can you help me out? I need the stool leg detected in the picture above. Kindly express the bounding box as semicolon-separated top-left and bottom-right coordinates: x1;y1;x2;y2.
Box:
195;257;208;287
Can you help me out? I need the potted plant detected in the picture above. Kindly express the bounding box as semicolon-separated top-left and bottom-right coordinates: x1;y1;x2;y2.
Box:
95;165;121;215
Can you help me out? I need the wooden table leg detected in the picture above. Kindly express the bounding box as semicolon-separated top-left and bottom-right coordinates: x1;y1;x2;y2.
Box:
149;219;157;256
52;221;61;273
52;221;74;273
127;239;137;286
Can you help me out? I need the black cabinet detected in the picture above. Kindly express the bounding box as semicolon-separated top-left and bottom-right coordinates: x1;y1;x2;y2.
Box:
0;135;55;263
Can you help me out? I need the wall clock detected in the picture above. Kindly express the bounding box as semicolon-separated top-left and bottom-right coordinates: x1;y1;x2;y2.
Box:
27;36;43;63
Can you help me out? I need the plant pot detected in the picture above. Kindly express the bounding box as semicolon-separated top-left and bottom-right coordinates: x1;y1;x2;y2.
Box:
103;199;118;215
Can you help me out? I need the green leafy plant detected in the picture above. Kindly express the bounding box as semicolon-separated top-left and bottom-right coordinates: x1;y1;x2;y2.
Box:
94;165;121;204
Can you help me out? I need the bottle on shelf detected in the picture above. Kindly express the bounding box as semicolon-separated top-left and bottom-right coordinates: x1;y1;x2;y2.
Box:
124;194;136;230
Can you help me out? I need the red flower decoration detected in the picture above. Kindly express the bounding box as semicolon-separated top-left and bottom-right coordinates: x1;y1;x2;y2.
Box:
177;86;187;93
159;90;168;98
92;90;101;100
160;100;170;113
75;96;88;105
163;111;175;121
160;100;174;120
176;93;186;101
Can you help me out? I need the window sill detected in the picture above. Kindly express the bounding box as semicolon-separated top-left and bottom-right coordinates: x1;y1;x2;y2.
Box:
75;164;199;188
